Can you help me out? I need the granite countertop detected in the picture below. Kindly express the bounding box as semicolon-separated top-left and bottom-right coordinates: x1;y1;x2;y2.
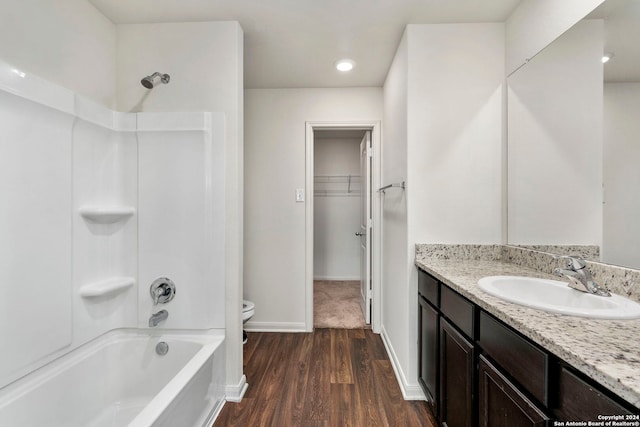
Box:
415;256;640;410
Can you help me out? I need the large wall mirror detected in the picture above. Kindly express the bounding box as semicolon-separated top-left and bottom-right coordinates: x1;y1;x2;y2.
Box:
507;0;640;269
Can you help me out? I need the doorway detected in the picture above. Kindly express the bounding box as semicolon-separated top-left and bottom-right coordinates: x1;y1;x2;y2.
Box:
305;122;381;333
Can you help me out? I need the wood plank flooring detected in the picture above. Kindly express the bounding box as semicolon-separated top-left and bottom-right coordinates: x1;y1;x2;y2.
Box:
213;329;436;427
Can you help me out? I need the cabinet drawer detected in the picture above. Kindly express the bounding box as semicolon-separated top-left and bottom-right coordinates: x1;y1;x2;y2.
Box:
555;366;633;420
440;285;475;338
418;269;439;307
479;311;549;405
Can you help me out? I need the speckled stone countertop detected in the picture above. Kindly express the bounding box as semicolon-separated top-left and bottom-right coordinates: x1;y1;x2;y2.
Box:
415;247;640;410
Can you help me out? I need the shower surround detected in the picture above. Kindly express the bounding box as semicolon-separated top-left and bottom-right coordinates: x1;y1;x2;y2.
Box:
0;60;226;425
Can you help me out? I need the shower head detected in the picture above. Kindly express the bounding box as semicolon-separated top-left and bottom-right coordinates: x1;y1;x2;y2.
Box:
141;72;170;89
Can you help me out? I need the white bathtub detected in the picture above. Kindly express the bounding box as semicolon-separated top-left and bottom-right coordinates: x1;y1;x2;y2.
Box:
0;329;225;427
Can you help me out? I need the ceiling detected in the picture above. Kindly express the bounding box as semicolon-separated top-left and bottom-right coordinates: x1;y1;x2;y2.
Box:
587;0;640;82
89;0;521;89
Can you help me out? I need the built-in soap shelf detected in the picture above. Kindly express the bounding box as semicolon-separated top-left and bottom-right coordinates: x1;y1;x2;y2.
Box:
79;277;135;298
79;206;135;224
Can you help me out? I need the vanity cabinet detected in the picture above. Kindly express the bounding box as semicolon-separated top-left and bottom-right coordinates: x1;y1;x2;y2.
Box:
478;355;548;427
417;267;638;426
419;296;439;411
418;270;440;414
478;311;549;406
553;365;633;420
418;270;477;427
440;318;475;427
477;312;549;426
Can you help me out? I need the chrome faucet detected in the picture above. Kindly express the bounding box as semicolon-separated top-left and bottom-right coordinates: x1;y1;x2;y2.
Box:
149;310;169;327
552;256;611;297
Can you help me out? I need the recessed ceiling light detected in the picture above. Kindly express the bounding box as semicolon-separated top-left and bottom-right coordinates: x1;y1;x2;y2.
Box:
335;59;355;72
602;52;614;63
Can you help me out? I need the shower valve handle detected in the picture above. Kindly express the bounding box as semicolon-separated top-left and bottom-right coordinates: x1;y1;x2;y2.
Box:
150;278;176;305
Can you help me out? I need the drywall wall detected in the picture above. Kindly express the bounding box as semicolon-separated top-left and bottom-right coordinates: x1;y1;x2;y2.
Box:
381;29;410;395
506;0;605;75
244;88;383;331
603;83;640;268
508;20;603;246
0;0;116;107
407;23;504;246
116;21;241;115
314;137;362;281
382;23;504;399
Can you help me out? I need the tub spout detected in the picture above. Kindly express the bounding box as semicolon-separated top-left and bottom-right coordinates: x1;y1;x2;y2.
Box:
149;310;168;327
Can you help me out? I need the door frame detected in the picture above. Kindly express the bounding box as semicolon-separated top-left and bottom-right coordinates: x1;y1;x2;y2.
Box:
305;121;382;333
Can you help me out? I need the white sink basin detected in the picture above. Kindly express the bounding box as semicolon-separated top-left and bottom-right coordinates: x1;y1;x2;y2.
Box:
477;275;640;320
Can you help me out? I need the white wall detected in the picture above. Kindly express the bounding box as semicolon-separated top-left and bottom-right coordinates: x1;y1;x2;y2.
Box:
603;83;640;267
506;0;605;75
244;88;383;330
508;20;603;246
314;137;361;280
382;23;504;399
381;29;410;395
407;24;504;246
0;0;116;107
116;22;241;115
116;21;245;392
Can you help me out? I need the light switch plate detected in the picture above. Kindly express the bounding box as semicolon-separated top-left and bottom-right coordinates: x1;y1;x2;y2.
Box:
295;188;305;202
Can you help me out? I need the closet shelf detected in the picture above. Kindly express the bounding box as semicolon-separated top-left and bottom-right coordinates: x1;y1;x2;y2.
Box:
79;277;135;298
314;190;361;197
314;174;361;197
79;206;135;224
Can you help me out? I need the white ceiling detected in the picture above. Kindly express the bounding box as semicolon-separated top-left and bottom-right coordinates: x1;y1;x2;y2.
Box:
587;0;640;82
89;0;521;89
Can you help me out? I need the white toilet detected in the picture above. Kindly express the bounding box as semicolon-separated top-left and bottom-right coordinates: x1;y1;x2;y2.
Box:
242;300;255;344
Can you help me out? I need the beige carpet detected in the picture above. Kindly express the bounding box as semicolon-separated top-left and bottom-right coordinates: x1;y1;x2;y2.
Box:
314;280;368;329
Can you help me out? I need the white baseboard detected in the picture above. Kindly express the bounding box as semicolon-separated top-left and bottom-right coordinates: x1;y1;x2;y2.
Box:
313;275;360;281
380;326;426;401
200;398;225;427
225;374;248;403
244;321;307;332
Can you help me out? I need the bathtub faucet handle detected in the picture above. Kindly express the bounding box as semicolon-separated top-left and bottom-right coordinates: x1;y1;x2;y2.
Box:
150;278;176;305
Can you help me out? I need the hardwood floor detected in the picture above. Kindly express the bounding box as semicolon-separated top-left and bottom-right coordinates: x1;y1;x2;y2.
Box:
214;329;436;427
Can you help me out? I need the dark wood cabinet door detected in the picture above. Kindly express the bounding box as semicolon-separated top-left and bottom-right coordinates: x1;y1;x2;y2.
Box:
554;366;633;421
419;296;439;414
478;355;549;427
440;318;474;427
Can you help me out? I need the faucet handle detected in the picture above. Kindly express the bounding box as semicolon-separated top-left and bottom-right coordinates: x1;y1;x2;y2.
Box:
553;255;586;270
150;278;176;305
